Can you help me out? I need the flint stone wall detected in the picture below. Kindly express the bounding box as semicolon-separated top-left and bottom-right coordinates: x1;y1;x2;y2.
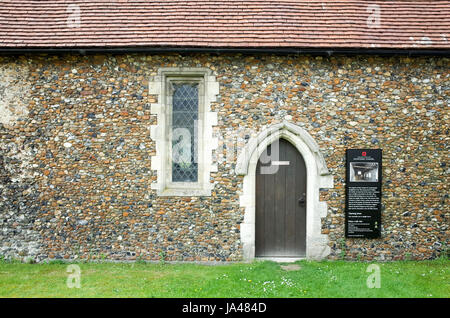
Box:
0;53;448;262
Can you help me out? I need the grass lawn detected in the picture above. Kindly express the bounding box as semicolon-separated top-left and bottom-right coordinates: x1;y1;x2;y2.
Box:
0;259;448;298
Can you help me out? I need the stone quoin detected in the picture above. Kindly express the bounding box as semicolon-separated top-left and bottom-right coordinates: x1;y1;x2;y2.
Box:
0;1;448;262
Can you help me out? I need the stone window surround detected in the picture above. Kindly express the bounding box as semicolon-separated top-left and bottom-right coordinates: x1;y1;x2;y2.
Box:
149;67;219;196
236;121;334;261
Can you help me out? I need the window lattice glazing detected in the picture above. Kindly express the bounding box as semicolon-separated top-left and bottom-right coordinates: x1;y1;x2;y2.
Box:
171;83;199;182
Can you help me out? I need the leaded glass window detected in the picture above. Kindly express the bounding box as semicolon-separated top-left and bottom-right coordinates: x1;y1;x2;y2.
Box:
171;83;198;182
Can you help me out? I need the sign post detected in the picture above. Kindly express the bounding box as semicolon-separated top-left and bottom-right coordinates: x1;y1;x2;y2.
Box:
345;149;382;238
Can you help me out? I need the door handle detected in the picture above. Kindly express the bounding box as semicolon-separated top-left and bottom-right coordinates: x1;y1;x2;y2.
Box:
298;193;306;205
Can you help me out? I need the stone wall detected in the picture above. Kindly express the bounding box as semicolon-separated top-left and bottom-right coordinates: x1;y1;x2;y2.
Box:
0;53;448;262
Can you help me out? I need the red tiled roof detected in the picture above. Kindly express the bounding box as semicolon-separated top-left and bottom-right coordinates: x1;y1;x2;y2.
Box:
0;0;449;50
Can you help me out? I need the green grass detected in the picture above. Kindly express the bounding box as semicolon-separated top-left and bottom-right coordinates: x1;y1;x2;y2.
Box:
0;259;448;298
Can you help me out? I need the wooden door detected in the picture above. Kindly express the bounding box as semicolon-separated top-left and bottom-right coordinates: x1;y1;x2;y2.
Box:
255;138;307;257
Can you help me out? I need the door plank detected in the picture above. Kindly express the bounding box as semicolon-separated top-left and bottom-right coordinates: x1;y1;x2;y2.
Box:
255;162;264;256
285;141;297;256
274;140;286;256
264;147;275;256
295;148;307;255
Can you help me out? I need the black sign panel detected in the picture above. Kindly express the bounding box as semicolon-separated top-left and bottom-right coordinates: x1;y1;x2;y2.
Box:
345;149;382;238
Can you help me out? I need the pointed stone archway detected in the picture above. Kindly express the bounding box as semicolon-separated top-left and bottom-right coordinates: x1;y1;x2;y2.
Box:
236;121;334;261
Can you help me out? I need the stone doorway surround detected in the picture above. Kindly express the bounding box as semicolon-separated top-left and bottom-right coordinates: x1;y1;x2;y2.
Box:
235;121;334;261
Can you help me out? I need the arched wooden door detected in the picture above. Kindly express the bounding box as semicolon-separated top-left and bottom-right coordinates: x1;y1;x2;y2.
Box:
255;138;307;257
